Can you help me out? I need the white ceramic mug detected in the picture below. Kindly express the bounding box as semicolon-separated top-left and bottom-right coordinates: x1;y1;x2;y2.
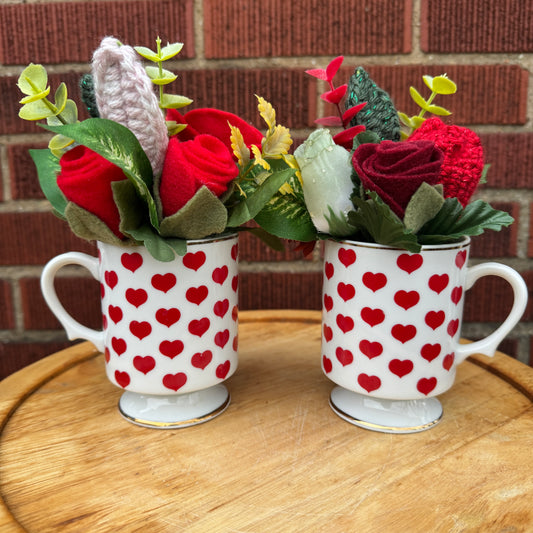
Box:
321;237;527;433
41;233;239;428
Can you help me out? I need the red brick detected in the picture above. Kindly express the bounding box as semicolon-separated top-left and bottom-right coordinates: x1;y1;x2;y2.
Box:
8;143;48;200
463;275;515;323
0;341;74;380
0;1;195;65
326;64;528;126
0;212;96;266
421;0;533;53
478;133;533;189
20;277;101;331
529;208;533;258
0;280;15;329
520;271;533;321
239;271;322;310
204;0;412;59
469;202;518;258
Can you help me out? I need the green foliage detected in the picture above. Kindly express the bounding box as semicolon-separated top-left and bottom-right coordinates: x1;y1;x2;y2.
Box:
29;148;66;216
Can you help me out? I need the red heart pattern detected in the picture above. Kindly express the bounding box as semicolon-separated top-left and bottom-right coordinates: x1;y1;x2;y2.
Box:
359;340;383;359
183;251;206;271
394;290;420;310
214;299;229;318
337;282;355;302
133;355;155;374
151;273;177;293
391;324;417;344
397;254;423;274
155;308;181;327
325;262;334;280
105;270;118;289
420;343;441;362
216;361;231;379
428;274;449;294
191;350;213;369
160;340;184;359
389;359;414;378
425;310;445;330
126;288;148;308
338;248;356;267
212;266;229;285
163;372;187;391
362;272;387;292
322;355;333;373
336;347;354;366
358;373;381;393
361;307;385;327
186;285;209;305
121;252;143;273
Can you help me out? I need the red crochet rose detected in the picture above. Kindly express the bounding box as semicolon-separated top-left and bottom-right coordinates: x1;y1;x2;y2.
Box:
159;134;239;217
166;108;263;156
409;117;484;206
56;145;127;238
352;140;443;218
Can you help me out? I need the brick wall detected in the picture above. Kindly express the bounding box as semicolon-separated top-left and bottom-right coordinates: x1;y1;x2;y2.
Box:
0;0;532;377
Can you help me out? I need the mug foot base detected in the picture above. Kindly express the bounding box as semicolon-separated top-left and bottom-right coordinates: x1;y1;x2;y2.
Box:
329;386;443;434
118;384;230;429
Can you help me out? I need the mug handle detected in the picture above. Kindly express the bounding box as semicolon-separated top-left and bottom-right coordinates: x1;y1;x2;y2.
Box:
40;252;105;353
455;263;528;363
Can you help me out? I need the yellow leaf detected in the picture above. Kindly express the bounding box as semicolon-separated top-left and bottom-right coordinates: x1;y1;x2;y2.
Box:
256;95;276;131
262;125;292;157
229;123;250;167
251;145;270;171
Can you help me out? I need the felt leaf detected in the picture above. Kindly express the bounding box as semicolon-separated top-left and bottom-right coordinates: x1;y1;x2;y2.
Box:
17;63;48;95
47;99;78;125
160;93;193;109
305;68;328;81
348;192;421;252
145;66;177;85
159;186;228;239
321;85;347;104
257;96;276;131
409;86;429;111
126;224;178;261
111;179;145;234
160;42;184;61
20;87;50;104
29;148;67;216
426;104;451;116
423;75;457;95
134;46;160;62
314;116;343;127
64;202;124;245
325;56;344;82
53;83;68;115
342;102;367;125
351;130;381;149
19;98;56;121
333;125;366;149
324;206;356;237
48;134;75;157
42;119;158;229
403;182;445;233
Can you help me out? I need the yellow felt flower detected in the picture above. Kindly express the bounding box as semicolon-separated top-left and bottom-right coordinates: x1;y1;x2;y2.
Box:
229;123;250;168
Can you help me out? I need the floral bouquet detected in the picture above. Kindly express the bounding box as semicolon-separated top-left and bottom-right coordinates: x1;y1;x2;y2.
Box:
290;56;513;252
16;36;304;261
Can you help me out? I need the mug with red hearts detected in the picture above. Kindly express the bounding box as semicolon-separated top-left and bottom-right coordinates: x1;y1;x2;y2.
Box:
321;237;527;433
41;233;239;428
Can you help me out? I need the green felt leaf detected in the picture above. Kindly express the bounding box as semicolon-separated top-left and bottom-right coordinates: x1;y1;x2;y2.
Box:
352;130;381;150
160;93;193;109
29;148;67;216
17;64;48;95
111;179;145;234
64;202;124;245
426;104;451;116
159;186;228;239
348;192;421;252
125;224;177;262
134;46;160;62
19;98;56;121
324;206;356;237
47;99;78;125
42;119;159;229
53;83;68;115
403;182;445;233
424;75;457;95
145;66;177;85
20;87;50;104
409;87;429;111
160;42;184;61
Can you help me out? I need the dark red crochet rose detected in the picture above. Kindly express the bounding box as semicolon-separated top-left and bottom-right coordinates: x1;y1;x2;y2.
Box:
166;108;263;156
159;134;239;217
56;145;127;238
409;117;484;206
352;140;444;218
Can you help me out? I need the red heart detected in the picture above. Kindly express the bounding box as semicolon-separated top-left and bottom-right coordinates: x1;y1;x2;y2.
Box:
322;355;333;373
394;290;420;310
232;306;238;321
447;319;459;337
428;274;449;294
323;324;333;342
183;251;206;271
111;337;127;356
159;340;184;359
325;262;334;279
214;299;229;318
389;359;414;378
425;310;445;330
231;244;239;261
163;372;187;391
155;308;181;327
324;294;333;312
443;353;455;370
362;272;387;292
455;250;467;269
100;283;105;298
421;343;441;362
212;266;229;285
232;275;239;292
358;373;381;393
417;377;437;396
125;288;148;308
232;335;238;351
451;286;463;305
336;314;354;333
338;248;356;267
133;355;155;374
397;254;423;274
121;252;143;273
114;370;130;388
130;321;152;340
191;350;213;369
215;329;230;348
361;307;385;327
108;305;123;324
335;347;353;366
359;340;383;359
391;324;417;343
186;285;209;305
216;360;231;379
337;282;355;302
151;273;176;293
102;314;108;330
189;317;210;337
104;270;118;289
104;347;111;363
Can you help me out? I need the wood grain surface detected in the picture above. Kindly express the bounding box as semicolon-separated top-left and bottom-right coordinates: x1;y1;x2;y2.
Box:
1;310;532;532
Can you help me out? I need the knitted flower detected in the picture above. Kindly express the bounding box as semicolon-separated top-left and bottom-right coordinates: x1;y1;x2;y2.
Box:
352;140;443;218
92;37;168;177
409;117;484;206
56;145;127;238
159;134;239;216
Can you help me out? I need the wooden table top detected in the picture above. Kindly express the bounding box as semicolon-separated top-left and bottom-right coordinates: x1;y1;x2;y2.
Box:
1;310;532;532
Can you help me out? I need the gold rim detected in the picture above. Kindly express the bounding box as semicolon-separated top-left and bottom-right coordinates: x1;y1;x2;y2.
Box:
118;393;231;429
329;396;442;433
